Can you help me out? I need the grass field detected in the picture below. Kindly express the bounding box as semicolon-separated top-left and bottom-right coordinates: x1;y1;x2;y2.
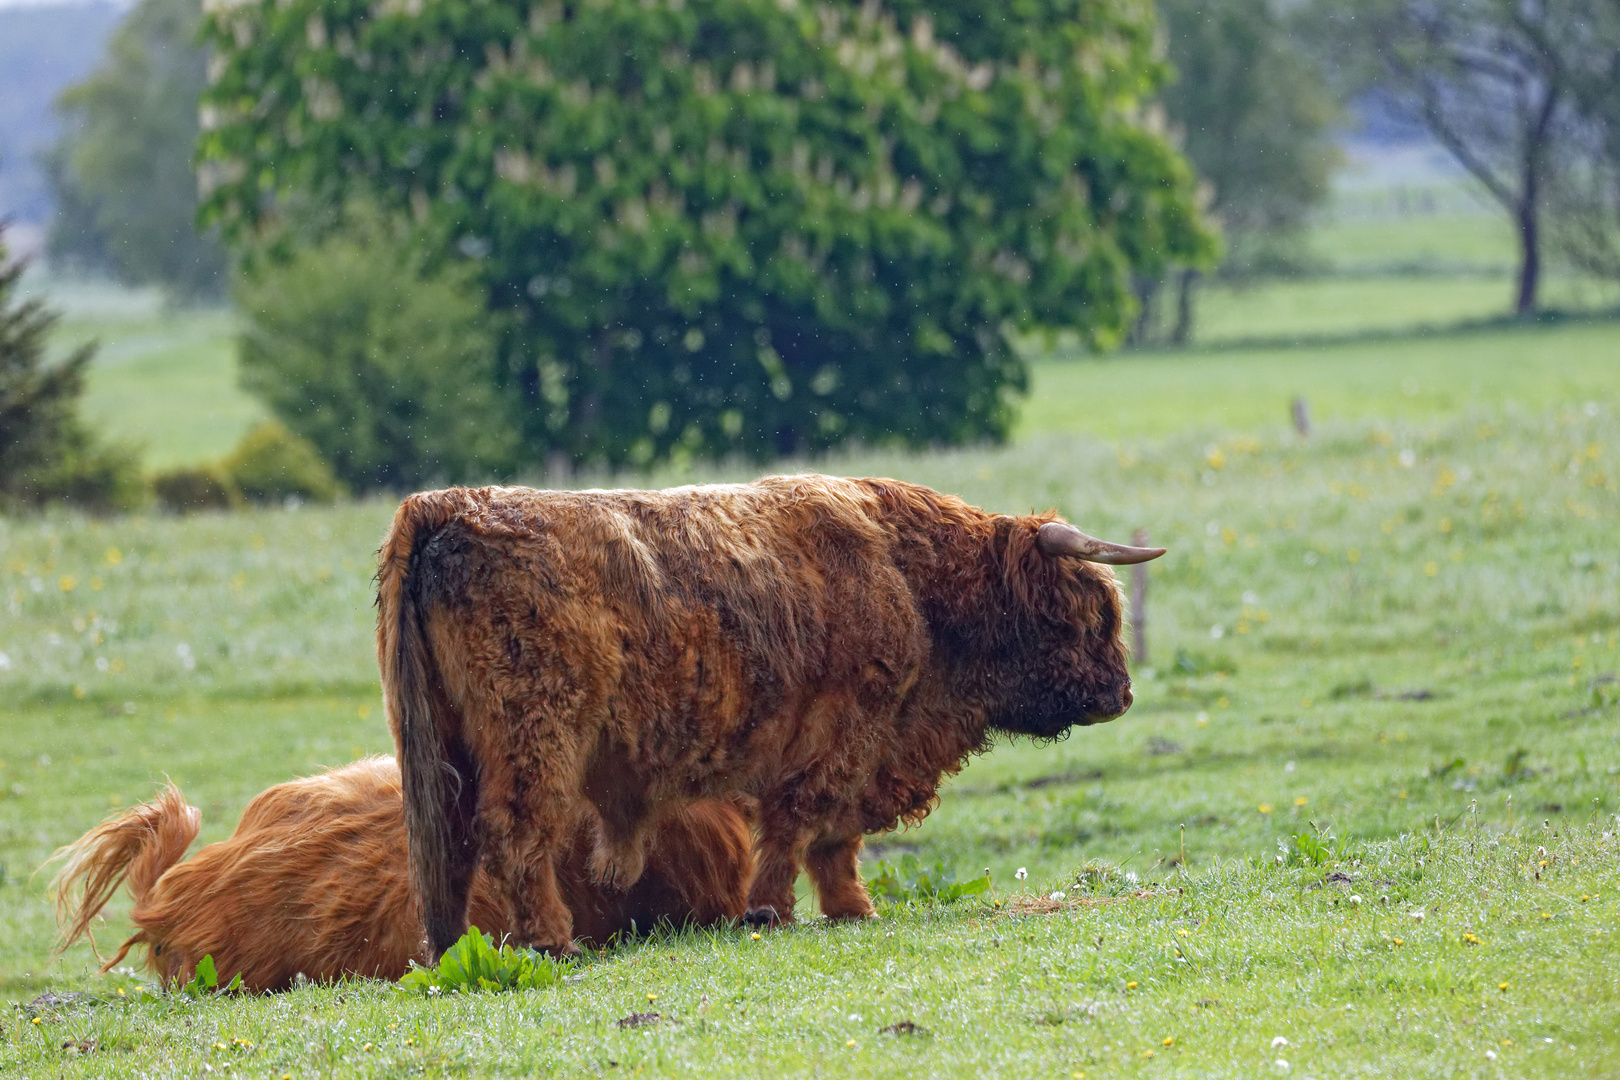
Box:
1023;318;1620;441
2;383;1617;1075
36;245;1620;474
7;217;1620;1075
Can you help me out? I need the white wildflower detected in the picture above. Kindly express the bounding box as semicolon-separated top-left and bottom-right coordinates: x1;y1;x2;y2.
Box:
1014;867;1028;881
1272;1037;1289;1048
1049;891;1066;902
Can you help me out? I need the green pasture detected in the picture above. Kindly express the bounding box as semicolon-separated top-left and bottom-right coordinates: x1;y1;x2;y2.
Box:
8;235;1620;1074
2;380;1617;1074
1025;318;1620;441
37;255;1620;475
1307;211;1518;274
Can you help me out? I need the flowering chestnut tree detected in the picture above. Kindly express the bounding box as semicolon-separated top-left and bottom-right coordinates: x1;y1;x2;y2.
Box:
201;0;1212;467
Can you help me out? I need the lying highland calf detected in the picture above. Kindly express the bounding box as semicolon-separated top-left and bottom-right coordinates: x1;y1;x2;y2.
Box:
379;474;1163;958
48;757;753;991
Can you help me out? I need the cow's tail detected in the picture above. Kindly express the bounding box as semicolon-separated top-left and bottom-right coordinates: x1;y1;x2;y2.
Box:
44;784;200;968
377;490;483;959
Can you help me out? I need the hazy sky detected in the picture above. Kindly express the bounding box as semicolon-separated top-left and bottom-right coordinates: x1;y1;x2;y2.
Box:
0;0;129;7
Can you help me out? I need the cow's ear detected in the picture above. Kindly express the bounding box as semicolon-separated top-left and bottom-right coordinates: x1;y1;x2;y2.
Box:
1035;522;1165;565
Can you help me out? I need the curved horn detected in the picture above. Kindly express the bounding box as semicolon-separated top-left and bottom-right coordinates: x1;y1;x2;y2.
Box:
1036;521;1166;565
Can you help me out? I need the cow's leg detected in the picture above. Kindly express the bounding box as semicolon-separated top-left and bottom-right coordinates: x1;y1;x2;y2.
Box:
475;738;585;956
805;834;875;921
489;840;577;956
582;736;650;890
745;813;808;927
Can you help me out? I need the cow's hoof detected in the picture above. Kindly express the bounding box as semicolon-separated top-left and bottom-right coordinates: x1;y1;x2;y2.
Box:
743;906;784;928
822;908;877;923
532;939;581;958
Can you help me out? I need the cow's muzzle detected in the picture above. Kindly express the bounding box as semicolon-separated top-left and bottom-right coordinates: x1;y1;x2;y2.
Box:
1082;682;1132;724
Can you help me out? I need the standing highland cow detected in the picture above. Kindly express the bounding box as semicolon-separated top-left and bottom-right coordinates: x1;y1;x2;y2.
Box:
378;475;1162;957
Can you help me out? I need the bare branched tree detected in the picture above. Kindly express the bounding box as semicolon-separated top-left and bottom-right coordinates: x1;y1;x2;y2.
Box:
1319;0;1598;315
1545;3;1620;281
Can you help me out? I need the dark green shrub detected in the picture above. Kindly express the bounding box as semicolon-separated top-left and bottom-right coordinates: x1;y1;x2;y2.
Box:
222;420;342;504
152;465;242;513
234;216;515;492
202;0;1215;468
0;223;148;513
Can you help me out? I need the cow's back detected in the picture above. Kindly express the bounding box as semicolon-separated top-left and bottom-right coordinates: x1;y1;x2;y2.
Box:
413;479;926;792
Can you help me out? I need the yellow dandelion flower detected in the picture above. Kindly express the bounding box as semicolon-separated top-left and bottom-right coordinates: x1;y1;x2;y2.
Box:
1499;982;1509;991
1127;981;1138;989
59;575;77;592
1392;938;1403;946
1258;804;1273;814
751;932;761;940
1163;1037;1175;1046
1294;797;1308;807
1142;1049;1155;1058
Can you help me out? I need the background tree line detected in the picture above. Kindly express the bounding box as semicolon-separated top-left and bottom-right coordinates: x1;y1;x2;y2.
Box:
18;0;1620;508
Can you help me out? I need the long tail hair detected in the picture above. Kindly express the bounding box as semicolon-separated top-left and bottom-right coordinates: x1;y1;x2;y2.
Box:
45;785;199;969
376;489;482;958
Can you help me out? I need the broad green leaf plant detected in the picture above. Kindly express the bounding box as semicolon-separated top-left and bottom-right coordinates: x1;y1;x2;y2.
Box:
866;854;991;906
398;927;569;995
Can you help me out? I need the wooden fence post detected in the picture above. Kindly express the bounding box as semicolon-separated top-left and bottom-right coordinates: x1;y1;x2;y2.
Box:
1292;396;1312;438
1131;528;1149;667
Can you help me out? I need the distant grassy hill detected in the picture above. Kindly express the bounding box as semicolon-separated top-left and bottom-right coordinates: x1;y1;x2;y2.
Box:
39;275;1620;471
27;195;1620;472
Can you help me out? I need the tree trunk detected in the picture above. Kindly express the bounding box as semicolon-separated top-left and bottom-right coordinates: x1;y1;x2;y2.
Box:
1127;276;1160;347
1515;176;1541;316
1171;268;1200;346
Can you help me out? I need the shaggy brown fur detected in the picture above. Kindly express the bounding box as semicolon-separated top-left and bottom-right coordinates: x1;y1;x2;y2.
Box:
47;757;753;991
378;475;1146;957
